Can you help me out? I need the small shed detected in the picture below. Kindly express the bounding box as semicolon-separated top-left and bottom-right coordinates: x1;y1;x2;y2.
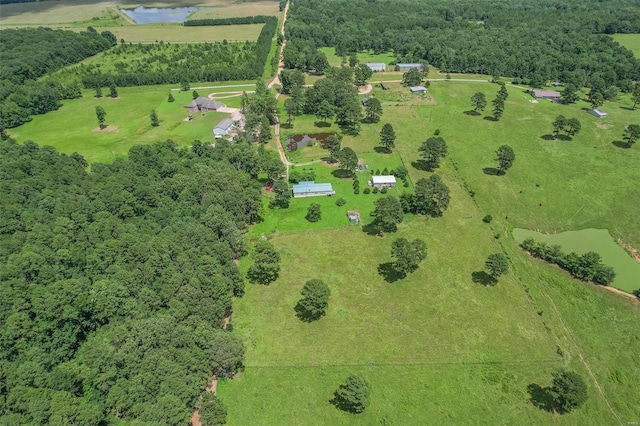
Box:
589;108;608;118
213;118;235;138
398;63;424;71
370;175;396;189
410;86;427;94
366;63;386;72
552;82;563;87
292;181;336;198
532;90;561;100
347;210;361;224
380;82;389;90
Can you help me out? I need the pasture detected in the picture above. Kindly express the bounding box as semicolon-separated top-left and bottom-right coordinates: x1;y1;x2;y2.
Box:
319;47;396;68
7;85;245;164
223;78;640;423
612;33;640;58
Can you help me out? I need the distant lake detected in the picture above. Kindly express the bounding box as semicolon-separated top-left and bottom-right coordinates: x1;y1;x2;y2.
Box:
121;6;203;24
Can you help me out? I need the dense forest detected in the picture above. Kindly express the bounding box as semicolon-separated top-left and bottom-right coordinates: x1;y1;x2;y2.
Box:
0;27;116;130
284;0;640;86
0;138;266;424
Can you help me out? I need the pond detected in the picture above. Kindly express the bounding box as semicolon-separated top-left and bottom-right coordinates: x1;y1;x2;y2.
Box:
512;228;640;293
121;6;203;24
285;133;336;152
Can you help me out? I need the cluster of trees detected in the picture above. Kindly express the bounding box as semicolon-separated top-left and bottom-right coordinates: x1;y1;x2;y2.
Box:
240;80;279;143
332;374;371;413
0;27;115;129
389;237;427;278
491;84;508;121
622;124;640;148
402;68;428;87
399;175;450;217
284;0;640;86
551;116;582;139
0;139;265;424
185;15;274;26
54;18;276;89
520;238;616;285
247;240;281;284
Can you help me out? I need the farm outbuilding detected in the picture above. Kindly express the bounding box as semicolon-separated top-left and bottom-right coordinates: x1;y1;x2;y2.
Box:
366;63;386;72
532;90;561;100
347;210;361;224
397;63;425;71
380;82;389;90
370;175;396;189
292;181;336;198
589;108;608;118
410;86;427;94
213;118;235;138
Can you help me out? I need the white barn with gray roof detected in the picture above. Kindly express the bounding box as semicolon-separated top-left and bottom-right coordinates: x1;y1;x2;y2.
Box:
213;118;236;138
366;62;386;72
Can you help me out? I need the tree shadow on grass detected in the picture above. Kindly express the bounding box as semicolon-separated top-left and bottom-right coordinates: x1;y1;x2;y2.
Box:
484;116;498;122
541;134;571;141
331;169;353;178
482;167;503;176
540;134;556;141
464;110;481;116
527;384;555;412
294;301;321;323
377;262;404;283
374;146;392;154
619;106;637;111
361;222;382;236
612;140;632;149
315;121;331;128
472;271;497;286
411;160;437;172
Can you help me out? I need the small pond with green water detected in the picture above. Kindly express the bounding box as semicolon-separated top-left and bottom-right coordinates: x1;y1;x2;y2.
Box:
513;228;640;293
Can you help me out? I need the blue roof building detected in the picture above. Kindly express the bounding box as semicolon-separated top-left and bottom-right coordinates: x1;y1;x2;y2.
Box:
292;181;336;198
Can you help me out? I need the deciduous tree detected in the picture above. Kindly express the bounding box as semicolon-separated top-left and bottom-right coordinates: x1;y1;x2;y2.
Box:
337;147;358;174
485;253;509;279
565;118;581;138
552;115;567;137
370;195;403;232
326;135;341;163
95;106;106;129
297;279;331;320
199;393;227;426
390;237;427;276
316;100;335;124
631;84;640;110
471;92;487;113
333;374;371;413
109;83;118;98
305;203;322;222
364;97;382;123
247;240;281;284
402;68;424;87
550;370;588;414
623;124;640;147
414;175;450;216
354;63;373;86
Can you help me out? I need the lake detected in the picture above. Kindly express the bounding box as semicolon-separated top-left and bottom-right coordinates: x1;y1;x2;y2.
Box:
121;6;203;25
513;228;640;293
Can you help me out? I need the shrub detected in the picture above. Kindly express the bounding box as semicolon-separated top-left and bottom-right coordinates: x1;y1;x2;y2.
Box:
363;188;371;194
403;180;409;187
483;215;493;223
434;129;441;135
354;188;360;194
380;187;388;194
382;167;389;175
375;169;381;175
372;187;379;194
335;198;346;206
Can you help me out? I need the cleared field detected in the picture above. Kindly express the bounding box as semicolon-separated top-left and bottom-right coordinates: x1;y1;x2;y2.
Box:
513;228;640;293
66;23;263;42
612;33;640;58
7;85;247;164
319;47;396;68
187;0;280;19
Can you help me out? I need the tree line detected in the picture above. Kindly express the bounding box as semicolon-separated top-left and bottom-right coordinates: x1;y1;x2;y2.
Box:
284;0;640;87
185;15;274;26
0;138;270;424
520;238;616;285
0;27;115;130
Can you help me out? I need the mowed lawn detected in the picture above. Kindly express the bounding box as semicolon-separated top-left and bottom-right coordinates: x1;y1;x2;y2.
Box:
7;86;242;164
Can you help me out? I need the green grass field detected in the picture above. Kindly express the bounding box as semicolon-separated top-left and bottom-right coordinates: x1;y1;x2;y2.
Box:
221;79;640;424
612;33;640;58
319;47;396;68
7;85;248;163
187;0;280;19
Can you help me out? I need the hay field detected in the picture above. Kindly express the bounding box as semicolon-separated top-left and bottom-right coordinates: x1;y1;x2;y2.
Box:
69;23;264;42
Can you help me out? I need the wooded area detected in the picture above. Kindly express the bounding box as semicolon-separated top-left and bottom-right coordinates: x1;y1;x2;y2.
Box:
0;27;115;130
0;139;263;424
284;0;640;86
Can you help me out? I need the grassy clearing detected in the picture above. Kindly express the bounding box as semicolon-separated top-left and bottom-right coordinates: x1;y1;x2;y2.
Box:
7;86;238;164
65;23;263;42
187;0;280;19
513;228;640;293
611;33;640;58
318;47;396;68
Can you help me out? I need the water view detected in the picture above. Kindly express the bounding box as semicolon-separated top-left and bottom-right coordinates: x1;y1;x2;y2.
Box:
121;6;203;24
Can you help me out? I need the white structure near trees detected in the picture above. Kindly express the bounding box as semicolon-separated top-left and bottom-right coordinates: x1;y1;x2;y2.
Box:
370;175;396;189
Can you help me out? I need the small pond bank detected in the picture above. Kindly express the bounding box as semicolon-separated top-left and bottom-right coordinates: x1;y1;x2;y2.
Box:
513;228;640;294
121;6;204;24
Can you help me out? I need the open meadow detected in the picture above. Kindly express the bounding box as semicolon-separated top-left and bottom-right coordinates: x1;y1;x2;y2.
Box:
7;85;249;164
612;34;640;58
221;79;640;424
